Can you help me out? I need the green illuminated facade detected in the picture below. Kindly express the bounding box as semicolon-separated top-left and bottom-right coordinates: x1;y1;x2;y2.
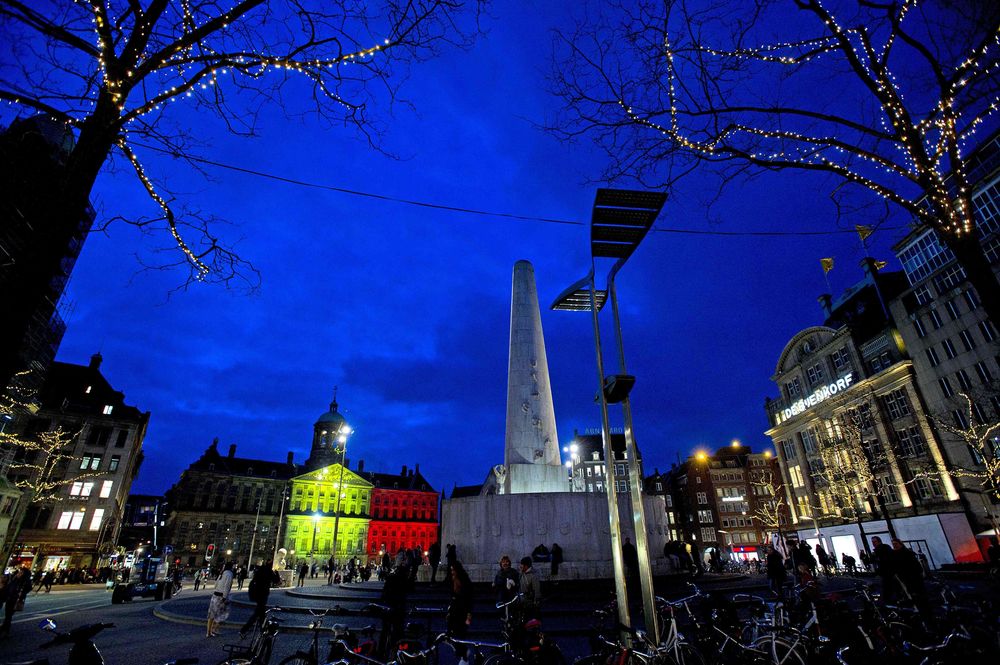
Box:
284;463;372;559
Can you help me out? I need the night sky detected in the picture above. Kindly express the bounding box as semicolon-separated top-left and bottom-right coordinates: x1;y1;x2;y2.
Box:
9;1;909;495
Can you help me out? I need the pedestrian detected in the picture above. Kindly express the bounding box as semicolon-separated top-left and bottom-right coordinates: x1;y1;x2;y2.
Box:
842;553;857;575
518;556;541;621
550;543;563;577
859;550;871;572
429;541;442;584
237;565;248;590
206;562;234;638
871;537;896;600
890;538;925;605
445;543;457;568
297;561;308;587
622;537;638;579
327;555;336;586
0;567;30;638
765;545;786;598
815;544;831;576
446;562;474;665
493;555;520;605
380;566;410;656
240;561;279;640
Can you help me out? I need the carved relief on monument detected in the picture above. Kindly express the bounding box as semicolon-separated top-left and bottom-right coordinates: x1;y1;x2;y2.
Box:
559;522;570;535
513;521;524;536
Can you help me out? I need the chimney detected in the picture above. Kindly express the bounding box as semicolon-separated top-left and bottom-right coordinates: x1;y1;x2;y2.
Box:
357;459;364;473
287;451;294;465
818;294;832;319
401;465;408;477
89;352;103;370
408;469;414;477
228;444;237;458
414;463;420;475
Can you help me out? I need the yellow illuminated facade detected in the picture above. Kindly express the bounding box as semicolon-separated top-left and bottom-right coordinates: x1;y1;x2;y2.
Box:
284;463;372;560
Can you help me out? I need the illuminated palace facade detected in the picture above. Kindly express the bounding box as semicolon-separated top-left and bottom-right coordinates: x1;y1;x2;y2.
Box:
765;261;980;568
167;396;438;568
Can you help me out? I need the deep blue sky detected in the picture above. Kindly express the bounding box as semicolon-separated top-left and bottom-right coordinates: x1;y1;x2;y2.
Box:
26;1;907;495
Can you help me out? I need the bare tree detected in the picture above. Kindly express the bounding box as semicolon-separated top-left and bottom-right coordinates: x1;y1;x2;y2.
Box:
810;405;898;554
0;0;481;387
551;0;1000;323
0;375;103;564
914;388;1000;538
749;466;789;543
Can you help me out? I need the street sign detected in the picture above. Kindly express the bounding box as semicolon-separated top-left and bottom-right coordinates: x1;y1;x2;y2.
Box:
163;545;173;555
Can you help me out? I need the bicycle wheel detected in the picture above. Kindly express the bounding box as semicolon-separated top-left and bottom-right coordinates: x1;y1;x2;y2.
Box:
665;643;706;665
278;652;317;665
752;635;807;665
481;654;522;665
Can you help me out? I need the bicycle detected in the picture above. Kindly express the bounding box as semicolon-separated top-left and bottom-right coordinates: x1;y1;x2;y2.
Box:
493;594;565;665
219;606;284;665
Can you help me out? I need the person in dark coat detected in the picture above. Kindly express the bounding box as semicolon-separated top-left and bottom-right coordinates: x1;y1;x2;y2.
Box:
445;543;458;568
550;543;563;576
379;566;410;655
1;567;30;637
446;562;474;665
428;541;442;584
240;562;279;639
765;545;786;597
493;555;520;604
297;561;308;587
871;537;896;599
890;539;925;604
622;537;639;579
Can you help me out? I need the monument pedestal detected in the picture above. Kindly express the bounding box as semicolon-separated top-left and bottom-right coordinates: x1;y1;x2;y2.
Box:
507;463;568;495
441;491;671;582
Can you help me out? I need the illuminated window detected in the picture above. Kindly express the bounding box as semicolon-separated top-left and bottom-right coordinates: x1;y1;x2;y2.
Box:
109;455;120;472
788;466;804;488
70;481;94;497
100;481;114;498
69;511;84;530
90;508;105;530
57;512;74;529
102;405;114;415
696;492;708;505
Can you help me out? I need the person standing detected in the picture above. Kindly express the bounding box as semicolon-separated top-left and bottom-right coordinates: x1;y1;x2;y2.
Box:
445;543;457;569
327;555;336;586
871;537;896;600
206;562;234;638
240;562;278;640
550;543;563;577
518;557;541;621
297;561;308;587
890;539;925;605
0;567;30;638
493;555;520;604
237;565;248;591
765;545;786;597
815;545;831;576
429;541;442;584
446;562;474;665
622;537;638;579
380;566;410;656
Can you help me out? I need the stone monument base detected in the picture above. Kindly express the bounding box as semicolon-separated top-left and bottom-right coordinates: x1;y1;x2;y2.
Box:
507;463;569;495
441;491;672;582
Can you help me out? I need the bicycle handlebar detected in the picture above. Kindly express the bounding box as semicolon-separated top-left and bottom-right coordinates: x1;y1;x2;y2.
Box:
495;593;523;610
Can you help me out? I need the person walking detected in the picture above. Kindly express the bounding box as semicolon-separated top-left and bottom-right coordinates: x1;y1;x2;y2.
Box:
327;555;336;586
815;544;831;576
428;541;442;584
842;553;857;575
445;543;457;568
379;566;410;656
206;562;235;638
518;557;541;621
550;543;563;577
446;562;474;665
240;562;279;640
237;565;248;591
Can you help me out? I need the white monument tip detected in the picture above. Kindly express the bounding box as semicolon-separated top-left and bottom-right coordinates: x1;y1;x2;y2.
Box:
504;260;564;494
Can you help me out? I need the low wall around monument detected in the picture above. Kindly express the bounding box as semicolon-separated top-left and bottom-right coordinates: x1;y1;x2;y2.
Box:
441;492;673;582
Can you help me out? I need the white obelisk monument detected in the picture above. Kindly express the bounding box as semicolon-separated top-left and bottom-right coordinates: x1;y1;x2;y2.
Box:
503;260;566;494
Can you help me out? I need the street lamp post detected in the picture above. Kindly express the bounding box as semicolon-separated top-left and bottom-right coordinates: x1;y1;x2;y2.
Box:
310;512;321;557
247;497;262;567
562;442;581;491
330;423;352;568
551;188;667;644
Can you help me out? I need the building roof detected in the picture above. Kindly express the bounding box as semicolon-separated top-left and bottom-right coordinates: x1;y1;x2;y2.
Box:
37;356;146;421
571;432;642;460
184;439;298;480
360;464;436;493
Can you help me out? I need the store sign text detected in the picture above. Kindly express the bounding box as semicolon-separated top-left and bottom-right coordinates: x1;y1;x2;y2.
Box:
779;373;854;422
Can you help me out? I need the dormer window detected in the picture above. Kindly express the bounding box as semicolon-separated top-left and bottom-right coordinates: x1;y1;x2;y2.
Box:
102;405;114;415
270;470;276;478
85;386;92;394
208;463;215;471
247;468;254;476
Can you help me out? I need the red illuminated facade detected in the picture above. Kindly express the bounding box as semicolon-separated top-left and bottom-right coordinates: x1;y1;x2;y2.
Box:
362;465;439;557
